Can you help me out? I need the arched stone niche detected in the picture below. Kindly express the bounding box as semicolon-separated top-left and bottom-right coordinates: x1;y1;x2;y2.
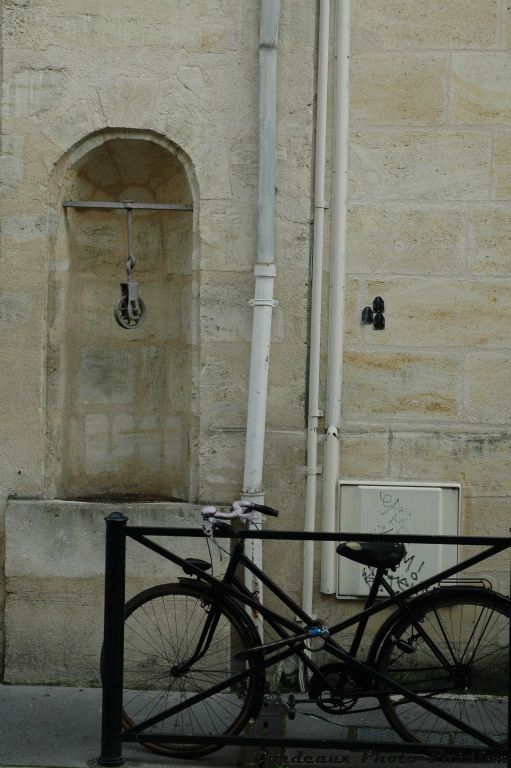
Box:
46;131;198;501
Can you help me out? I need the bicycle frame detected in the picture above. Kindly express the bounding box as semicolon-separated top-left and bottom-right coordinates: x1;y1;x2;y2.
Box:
98;516;511;765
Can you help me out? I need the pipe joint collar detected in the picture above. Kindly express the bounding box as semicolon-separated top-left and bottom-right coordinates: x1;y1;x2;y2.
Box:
326;425;339;438
254;263;276;278
249;298;279;308
241;491;265;504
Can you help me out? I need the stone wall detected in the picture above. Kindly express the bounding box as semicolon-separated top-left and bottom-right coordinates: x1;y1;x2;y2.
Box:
0;0;315;681
4;500;225;684
324;0;511;605
0;0;315;504
1;0;510;682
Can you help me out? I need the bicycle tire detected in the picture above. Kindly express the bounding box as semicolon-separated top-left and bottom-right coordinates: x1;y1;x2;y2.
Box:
372;587;509;747
121;581;265;757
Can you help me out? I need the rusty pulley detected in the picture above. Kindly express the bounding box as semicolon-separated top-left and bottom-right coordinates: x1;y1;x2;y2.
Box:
114;204;146;329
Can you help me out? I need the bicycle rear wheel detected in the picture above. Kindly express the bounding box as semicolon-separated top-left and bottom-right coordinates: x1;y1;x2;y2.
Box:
374;588;509;747
122;581;264;757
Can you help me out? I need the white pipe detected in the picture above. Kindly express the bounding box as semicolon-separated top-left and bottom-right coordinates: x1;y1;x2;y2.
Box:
242;0;280;610
321;0;350;594
302;0;330;618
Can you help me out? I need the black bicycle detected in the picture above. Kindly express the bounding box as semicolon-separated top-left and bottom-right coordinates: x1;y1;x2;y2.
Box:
118;502;509;758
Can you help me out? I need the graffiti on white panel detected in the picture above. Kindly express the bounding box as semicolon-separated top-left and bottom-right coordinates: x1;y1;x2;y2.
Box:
362;490;426;590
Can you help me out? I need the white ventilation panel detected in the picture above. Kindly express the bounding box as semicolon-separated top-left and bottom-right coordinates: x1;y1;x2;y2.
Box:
337;481;460;598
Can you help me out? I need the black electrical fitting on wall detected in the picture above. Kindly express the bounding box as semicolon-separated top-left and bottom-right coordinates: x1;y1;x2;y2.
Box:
361;297;385;330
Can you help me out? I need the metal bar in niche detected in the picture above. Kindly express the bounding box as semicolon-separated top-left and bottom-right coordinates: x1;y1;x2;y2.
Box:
63;199;192;329
63;200;193;211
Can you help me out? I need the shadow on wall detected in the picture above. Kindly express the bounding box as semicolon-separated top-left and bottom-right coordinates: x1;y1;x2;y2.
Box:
46;134;198;501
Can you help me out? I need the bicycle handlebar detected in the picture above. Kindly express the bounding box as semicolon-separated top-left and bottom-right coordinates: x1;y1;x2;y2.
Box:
201;499;279;521
245;502;279;517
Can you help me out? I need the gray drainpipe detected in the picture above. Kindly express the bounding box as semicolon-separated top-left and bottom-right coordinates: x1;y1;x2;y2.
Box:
241;0;280;608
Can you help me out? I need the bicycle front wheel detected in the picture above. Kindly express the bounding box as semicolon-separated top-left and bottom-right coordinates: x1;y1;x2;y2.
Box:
374;588;509;747
122;581;264;757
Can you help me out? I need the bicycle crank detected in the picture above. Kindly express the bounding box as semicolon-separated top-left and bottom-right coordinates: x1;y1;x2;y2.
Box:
308;662;366;714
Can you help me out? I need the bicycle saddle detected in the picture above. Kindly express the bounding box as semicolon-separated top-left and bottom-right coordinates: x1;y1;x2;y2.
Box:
183;558;212;574
336;541;406;570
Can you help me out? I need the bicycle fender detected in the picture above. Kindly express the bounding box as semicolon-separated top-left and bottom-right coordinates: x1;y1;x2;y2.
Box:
218;593;266;651
181;581;265;719
170;579;264;651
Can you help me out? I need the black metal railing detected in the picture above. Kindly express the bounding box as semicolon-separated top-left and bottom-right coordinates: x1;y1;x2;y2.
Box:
98;513;510;766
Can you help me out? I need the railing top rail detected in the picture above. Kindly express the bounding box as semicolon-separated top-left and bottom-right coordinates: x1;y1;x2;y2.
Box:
125;525;510;546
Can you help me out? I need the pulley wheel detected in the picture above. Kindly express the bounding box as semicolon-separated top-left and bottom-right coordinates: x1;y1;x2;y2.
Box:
114;296;146;329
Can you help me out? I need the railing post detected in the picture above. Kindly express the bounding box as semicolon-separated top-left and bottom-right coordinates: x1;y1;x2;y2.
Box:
508;544;511;760
98;512;128;766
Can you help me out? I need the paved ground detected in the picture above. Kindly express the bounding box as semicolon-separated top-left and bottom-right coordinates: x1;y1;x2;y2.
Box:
0;685;507;768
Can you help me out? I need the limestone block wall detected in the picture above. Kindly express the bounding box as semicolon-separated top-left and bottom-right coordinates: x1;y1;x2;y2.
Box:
3;0;509;684
321;0;511;605
0;0;316;681
0;0;314;506
4;500;226;684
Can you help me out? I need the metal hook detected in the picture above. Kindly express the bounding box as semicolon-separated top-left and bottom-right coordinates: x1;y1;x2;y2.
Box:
125;204;135;276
